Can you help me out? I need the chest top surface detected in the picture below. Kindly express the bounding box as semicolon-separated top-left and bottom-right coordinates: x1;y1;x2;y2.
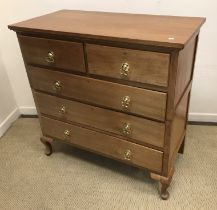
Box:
8;10;205;49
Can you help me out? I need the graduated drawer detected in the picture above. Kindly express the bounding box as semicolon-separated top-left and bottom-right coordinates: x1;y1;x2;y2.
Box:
29;67;167;121
41;116;163;173
18;35;85;72
87;44;170;87
35;92;165;148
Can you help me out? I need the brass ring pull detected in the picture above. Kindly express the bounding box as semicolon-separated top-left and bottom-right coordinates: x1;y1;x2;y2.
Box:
122;123;131;135
64;129;70;137
124;149;132;161
120;62;130;77
122;96;131;109
53;80;61;91
59;105;66;114
45;51;55;63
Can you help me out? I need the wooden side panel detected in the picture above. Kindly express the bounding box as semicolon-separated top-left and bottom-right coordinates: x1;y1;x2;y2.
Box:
87;44;170;87
162;35;198;177
174;38;196;105
41;116;163;173
169;91;189;162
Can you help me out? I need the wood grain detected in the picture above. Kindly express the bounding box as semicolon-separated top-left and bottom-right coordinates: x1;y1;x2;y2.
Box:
167;90;189;172
9;10;205;48
35;92;165;148
40;116;163;173
174;38;196;105
28;67;167;121
162;38;199;178
162;50;179;176
18;35;85;72
8;9;205;199
87;44;170;87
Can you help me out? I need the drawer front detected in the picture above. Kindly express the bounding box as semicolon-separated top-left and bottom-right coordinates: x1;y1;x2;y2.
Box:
87;44;170;87
29;67;167;121
41;116;163;172
35;92;165;147
18;35;85;72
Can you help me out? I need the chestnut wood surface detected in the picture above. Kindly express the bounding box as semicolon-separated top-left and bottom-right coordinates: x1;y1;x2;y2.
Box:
8;10;205;199
35;92;165;148
41;116;163;173
174;38;196;106
169;90;189;163
8;10;205;48
87;44;170;87
28;67;167;121
18;35;85;72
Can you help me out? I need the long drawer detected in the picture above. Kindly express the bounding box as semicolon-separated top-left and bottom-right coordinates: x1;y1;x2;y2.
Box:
18;35;85;72
40;116;163;172
35;92;165;147
29;67;167;121
87;44;170;87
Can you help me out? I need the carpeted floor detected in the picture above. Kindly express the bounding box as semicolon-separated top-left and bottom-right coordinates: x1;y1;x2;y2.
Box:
0;118;216;210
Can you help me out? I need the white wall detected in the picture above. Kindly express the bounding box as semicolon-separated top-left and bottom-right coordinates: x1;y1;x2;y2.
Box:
0;52;19;137
1;0;217;122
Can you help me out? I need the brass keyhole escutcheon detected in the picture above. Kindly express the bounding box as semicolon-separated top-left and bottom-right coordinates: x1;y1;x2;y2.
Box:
120;62;130;77
64;129;70;137
124;149;132;161
122;96;131;109
122;123;131;135
59;105;66;114
53;80;61;91
45;51;55;63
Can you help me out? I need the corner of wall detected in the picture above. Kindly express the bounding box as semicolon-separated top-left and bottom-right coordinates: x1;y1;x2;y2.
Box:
0;108;20;138
19;106;37;115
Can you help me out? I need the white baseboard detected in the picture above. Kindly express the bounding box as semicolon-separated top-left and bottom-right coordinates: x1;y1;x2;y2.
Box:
0;108;20;138
18;106;217;123
188;112;217;122
0;107;216;138
19;106;37;115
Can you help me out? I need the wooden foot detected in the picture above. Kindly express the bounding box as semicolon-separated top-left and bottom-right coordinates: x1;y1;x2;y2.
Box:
160;182;170;200
40;136;53;156
150;168;174;200
178;136;186;154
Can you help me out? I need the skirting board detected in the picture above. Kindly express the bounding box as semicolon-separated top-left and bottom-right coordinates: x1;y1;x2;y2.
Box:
188;113;217;123
0;107;216;138
0;108;20;138
19;107;37;115
19;107;217;123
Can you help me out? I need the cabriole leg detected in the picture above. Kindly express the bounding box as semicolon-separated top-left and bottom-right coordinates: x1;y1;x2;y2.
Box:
160;182;170;200
150;168;174;200
40;136;53;156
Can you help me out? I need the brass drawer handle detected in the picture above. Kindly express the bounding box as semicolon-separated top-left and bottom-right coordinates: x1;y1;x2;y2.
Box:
124;149;132;161
122;123;131;135
120;62;130;77
59;105;66;114
53;80;61;91
45;51;55;63
64;129;70;137
122;96;131;109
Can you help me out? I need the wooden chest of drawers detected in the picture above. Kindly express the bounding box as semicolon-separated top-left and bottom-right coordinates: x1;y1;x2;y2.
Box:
9;10;205;200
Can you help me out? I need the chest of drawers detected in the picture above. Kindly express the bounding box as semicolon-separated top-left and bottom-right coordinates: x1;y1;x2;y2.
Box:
9;10;205;200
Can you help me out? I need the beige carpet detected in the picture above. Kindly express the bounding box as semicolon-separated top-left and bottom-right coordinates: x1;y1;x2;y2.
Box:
0;118;216;210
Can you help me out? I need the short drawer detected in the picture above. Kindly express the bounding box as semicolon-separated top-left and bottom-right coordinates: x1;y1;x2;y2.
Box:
18;35;85;72
29;67;167;121
41;116;163;173
87;44;170;87
35;92;165;148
